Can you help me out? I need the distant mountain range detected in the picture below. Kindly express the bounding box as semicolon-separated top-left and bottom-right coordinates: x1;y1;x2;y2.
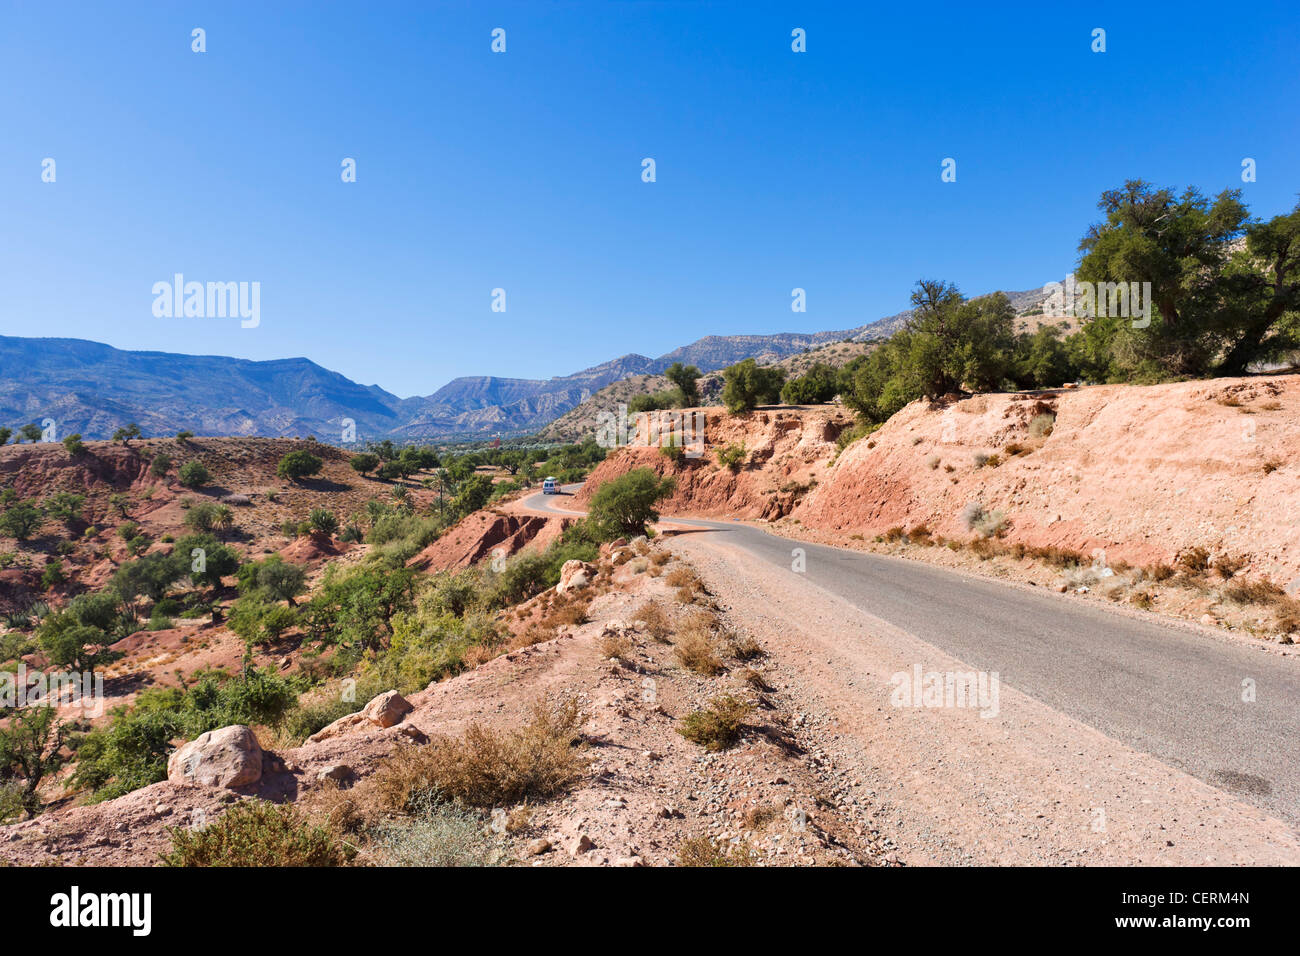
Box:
0;285;1050;442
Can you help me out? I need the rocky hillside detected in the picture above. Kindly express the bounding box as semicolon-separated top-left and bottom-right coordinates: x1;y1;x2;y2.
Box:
794;375;1300;586
573;406;856;520
2;285;1060;443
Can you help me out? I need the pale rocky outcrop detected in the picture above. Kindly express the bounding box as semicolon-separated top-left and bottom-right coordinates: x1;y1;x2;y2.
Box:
306;690;414;743
557;560;596;595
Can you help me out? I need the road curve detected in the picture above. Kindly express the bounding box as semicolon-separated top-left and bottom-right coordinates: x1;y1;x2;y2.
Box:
523;485;1300;827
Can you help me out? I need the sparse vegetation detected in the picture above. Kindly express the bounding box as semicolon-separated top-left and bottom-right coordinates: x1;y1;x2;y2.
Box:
371;697;586;809
162;800;345;867
677;695;753;751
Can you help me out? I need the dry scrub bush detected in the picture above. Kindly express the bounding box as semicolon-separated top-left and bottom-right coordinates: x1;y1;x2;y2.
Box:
1223;577;1286;605
665;566;700;589
677;834;759;867
677;695;753;751
633;600;673;642
371;697;586;810
367;794;501;867
1176;546;1211;575
1213;554;1248;579
649;549;672;567
725;631;764;661
742;803;781;831
599;631;633;662
674;628;723;676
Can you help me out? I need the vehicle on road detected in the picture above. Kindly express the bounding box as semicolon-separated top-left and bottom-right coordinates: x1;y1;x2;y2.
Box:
542;476;558;494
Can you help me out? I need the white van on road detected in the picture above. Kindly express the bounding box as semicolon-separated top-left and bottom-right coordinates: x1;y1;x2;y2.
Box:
542;476;558;495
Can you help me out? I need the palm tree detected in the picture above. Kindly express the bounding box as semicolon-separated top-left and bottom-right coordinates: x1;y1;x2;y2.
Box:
213;505;234;539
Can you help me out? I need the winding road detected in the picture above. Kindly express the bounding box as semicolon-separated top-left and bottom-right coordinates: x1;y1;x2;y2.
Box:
524;484;1300;829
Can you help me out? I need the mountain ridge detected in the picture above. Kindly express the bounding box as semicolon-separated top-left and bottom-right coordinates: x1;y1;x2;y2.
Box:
0;284;1052;441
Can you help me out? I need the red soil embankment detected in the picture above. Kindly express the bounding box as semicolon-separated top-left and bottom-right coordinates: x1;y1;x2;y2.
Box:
794;375;1300;583
407;510;572;573
574;405;855;520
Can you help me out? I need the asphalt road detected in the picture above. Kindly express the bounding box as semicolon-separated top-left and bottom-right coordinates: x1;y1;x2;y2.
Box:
526;486;1300;826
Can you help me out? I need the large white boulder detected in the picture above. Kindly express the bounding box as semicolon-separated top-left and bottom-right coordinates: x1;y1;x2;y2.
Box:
557;560;596;595
167;725;263;789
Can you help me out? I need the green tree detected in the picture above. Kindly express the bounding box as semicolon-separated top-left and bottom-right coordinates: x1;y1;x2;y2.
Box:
1216;201;1300;373
665;362;703;406
62;433;86;456
0;501;43;540
111;424;141;445
150;452;172;477
450;474;493;519
239;555;307;607
1077;180;1250;377
276;451;323;482
40;623;109;674
43;492;85;527
587;468;677;539
110;550;187;604
176;533;240;589
1011;324;1078;389
780;362;840;405
18;424;43;443
0;706;71;816
721;359;787;413
349;452;380;478
0;428;11;446
177;460;210;488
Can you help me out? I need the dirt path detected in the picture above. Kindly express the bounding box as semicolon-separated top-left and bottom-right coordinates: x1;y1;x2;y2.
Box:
671;533;1300;865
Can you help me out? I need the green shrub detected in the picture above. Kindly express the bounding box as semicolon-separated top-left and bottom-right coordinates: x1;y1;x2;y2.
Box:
276;451;323;481
40;562;66;590
716;442;746;472
780;362;840;405
308;508;339;536
177;460;210;488
349;452;380;478
677;695;752;751
0;501;43;540
161;800;344;867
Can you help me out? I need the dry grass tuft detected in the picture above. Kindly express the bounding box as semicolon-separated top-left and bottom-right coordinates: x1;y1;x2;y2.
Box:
370;697;587;810
632;600;673;642
742;804;782;831
674;628;724;676
598;631;633;662
1176;546;1211;575
677;834;759;867
725;631;764;661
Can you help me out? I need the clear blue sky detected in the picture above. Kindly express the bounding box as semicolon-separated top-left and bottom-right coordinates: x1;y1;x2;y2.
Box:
2;1;1297;397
